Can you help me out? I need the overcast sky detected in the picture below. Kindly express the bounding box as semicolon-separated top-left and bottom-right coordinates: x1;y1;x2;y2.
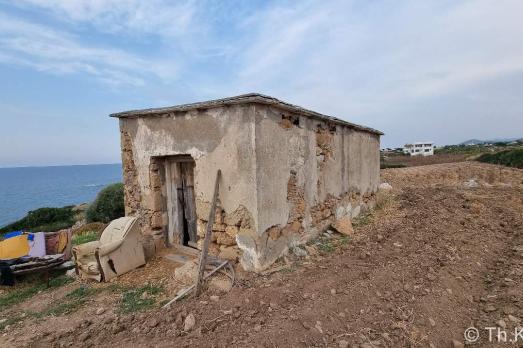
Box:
0;0;522;167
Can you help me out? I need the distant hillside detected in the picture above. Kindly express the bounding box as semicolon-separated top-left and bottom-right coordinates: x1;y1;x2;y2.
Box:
460;139;485;146
460;137;522;145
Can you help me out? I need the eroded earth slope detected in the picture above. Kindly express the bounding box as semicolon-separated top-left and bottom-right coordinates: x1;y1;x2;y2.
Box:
1;162;522;347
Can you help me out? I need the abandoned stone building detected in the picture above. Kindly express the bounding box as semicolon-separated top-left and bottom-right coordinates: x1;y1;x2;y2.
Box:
111;93;382;271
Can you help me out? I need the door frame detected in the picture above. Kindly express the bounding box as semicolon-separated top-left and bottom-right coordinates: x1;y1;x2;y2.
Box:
164;155;197;247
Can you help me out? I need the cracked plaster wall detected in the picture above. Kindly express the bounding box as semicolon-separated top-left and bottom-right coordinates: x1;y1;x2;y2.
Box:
118;102;380;271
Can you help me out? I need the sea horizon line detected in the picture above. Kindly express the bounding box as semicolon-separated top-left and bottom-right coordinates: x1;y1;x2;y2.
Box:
0;162;122;170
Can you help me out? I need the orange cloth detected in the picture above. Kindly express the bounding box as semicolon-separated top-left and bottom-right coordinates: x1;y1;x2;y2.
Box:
58;231;68;252
0;234;30;260
45;230;72;260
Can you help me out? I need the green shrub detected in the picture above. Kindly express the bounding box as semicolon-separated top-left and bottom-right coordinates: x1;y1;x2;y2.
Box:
380;163;407;169
119;284;164;313
435;144;488;156
0;207;75;233
477;149;523;169
72;231;99;245
71;222;106;235
86;183;125;223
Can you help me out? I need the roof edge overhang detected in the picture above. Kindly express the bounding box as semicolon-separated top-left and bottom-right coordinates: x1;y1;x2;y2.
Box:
110;93;384;136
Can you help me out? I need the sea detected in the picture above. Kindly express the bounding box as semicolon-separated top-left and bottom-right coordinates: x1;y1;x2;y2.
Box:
0;164;122;228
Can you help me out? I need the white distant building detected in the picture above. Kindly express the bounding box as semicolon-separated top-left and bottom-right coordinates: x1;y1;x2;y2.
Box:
403;142;434;156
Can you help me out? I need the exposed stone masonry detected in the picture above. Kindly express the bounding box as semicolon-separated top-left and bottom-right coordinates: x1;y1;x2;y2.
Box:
286;171;306;225
195;201;254;262
121;121;376;267
121;131;141;216
147;158;166;252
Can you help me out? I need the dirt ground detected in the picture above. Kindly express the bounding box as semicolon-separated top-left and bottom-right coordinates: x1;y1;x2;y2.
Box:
1;162;522;348
382;153;468;167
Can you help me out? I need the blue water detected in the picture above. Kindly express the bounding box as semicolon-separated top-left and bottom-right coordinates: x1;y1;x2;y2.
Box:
0;164;122;228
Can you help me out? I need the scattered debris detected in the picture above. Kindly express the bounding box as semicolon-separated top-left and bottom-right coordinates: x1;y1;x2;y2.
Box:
73;217;145;282
314;321;323;334
162;260;232;308
184;313;196;332
174;261;198;282
331;216;354;236
508;314;520;323
451;339;464;348
463;179;479;188
304;245;318;256
379;182;393;191
291;246;307;258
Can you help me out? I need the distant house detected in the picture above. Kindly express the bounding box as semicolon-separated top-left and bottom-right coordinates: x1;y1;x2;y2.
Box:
381;147;404;154
403;142;434;156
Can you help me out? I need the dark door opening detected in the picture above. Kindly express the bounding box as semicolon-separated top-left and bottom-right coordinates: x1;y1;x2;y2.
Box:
165;156;197;248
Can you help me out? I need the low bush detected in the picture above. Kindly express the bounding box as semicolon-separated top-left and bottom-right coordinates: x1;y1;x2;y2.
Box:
72;231;99;245
380;163;407;169
85;183;125;223
0;207;76;233
72;222;106;236
119;284;164;313
435;144;486;155
477;149;523;169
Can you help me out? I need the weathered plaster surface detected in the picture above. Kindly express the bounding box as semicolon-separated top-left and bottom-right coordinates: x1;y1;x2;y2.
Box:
236;104;380;271
119;105;257;254
118;102;380;271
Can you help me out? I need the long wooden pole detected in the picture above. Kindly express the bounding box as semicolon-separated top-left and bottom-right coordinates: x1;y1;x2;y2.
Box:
194;169;221;297
162;260;228;308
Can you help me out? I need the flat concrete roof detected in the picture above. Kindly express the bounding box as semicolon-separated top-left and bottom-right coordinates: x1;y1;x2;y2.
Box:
110;93;383;136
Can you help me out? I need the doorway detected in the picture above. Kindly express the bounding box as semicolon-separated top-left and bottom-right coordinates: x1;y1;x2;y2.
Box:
164;156;197;248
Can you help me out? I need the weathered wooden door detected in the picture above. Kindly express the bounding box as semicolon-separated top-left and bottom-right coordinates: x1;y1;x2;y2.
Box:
180;161;197;246
165;157;197;247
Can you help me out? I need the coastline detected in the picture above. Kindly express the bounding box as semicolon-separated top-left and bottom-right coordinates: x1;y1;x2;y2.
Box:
0;164;122;227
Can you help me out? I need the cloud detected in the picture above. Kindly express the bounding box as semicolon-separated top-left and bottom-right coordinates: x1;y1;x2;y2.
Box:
10;0;198;37
0;0;522;152
0;11;177;86
232;0;523;101
4;0;522;97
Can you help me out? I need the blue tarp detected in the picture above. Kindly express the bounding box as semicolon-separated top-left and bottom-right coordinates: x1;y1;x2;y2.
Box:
3;231;34;241
3;231;23;239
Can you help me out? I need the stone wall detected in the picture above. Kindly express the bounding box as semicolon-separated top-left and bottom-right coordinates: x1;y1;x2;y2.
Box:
118;105;258;259
237;104;380;271
195;201;254;262
118;102;380;270
120;130;141;216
